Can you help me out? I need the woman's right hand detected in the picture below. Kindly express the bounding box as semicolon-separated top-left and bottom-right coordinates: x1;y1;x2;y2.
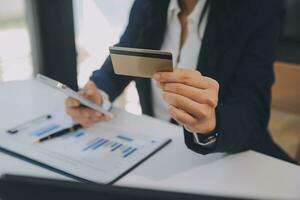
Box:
65;81;110;127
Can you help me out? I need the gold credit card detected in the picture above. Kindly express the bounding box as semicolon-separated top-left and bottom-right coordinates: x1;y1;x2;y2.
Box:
109;46;173;78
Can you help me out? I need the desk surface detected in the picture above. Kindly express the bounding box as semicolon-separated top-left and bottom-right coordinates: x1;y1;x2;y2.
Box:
0;80;300;199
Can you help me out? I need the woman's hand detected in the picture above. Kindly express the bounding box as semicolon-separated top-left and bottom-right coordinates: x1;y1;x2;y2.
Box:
153;69;219;134
65;81;110;127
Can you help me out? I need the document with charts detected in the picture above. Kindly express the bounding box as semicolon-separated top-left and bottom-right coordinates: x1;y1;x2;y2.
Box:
0;111;171;184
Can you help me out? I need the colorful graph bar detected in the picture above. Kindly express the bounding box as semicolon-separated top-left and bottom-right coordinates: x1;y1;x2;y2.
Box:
103;141;113;147
83;138;102;151
123;148;137;158
111;144;123;152
74;131;84;137
92;139;109;150
111;142;118;148
123;147;132;154
82;137;139;158
117;135;133;142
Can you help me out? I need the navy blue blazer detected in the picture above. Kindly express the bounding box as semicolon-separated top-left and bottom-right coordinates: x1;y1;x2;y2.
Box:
91;0;294;163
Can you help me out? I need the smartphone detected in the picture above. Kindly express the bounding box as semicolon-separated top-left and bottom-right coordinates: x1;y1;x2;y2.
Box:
36;74;114;118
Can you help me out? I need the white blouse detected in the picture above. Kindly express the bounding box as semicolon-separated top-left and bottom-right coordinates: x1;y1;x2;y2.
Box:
151;0;208;121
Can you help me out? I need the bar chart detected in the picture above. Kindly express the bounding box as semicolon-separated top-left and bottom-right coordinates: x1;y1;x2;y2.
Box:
3;111;170;184
83;135;138;158
28;123;140;159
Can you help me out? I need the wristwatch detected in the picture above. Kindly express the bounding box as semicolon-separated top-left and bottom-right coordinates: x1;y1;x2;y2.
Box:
192;131;218;147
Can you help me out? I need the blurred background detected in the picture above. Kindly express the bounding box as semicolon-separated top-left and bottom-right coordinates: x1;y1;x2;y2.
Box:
0;0;299;162
0;0;139;114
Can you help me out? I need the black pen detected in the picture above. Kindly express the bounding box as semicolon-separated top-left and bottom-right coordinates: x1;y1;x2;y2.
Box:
35;124;83;143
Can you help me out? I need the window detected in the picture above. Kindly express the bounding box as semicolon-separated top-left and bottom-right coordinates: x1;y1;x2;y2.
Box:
73;0;141;115
0;0;33;82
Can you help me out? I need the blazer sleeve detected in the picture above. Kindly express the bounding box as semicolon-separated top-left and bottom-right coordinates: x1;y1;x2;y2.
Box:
183;5;283;154
90;0;145;102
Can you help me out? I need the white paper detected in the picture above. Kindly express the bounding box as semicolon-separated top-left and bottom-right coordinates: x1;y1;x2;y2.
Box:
0;111;170;184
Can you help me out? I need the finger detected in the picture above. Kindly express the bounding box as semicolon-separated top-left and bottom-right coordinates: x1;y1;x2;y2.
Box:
152;78;163;89
71;111;105;127
83;90;102;105
92;112;109;122
168;105;197;126
75;113;108;126
66;106;106;122
82;82;103;105
163;91;211;119
72;116;95;127
89;110;106;121
154;69;218;90
162;83;218;108
65;97;80;108
66;107;100;119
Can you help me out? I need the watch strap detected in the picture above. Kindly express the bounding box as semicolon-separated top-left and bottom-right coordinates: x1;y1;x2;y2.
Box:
192;131;218;147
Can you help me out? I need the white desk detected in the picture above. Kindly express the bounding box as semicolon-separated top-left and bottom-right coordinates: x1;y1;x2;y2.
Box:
0;80;300;199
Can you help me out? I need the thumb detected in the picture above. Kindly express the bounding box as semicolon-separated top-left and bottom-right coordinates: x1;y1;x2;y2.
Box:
85;88;94;96
83;82;102;105
83;81;96;96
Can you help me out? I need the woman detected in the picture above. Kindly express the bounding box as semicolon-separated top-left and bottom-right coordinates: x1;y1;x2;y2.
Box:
66;0;295;163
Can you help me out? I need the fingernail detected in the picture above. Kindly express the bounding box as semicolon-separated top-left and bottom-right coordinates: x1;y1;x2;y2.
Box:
86;89;93;95
96;112;102;117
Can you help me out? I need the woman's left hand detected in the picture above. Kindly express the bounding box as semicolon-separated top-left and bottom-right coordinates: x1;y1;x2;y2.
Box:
153;69;219;134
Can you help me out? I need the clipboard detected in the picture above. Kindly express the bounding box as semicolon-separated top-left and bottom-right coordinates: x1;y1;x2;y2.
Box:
0;139;171;185
0;111;172;184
